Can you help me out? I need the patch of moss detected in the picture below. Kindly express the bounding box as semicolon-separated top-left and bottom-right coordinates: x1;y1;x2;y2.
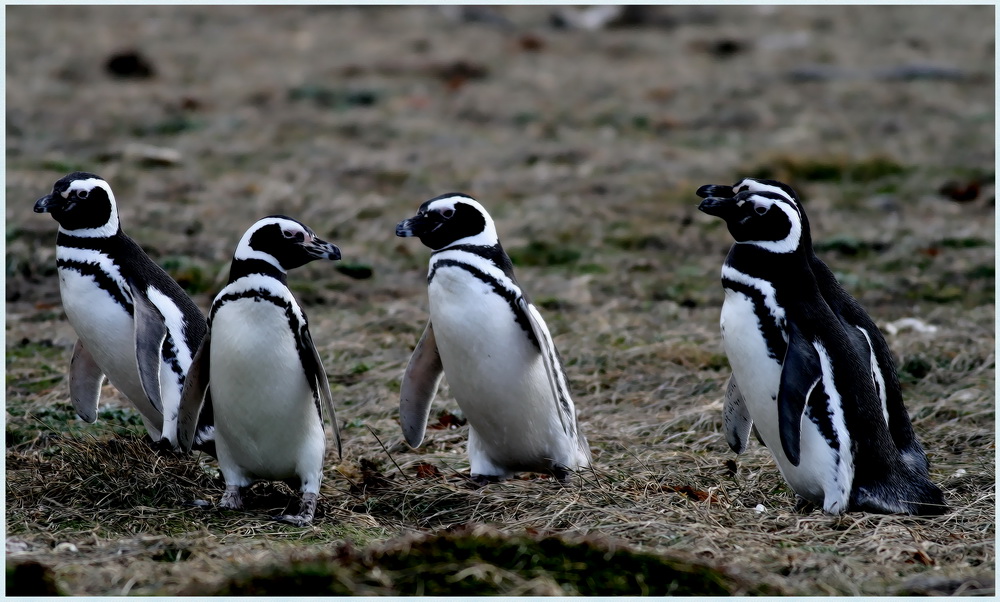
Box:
508;240;581;267
751;155;907;183
160;256;215;295
288;85;380;109
206;527;761;596
936;237;991;249
813;236;891;257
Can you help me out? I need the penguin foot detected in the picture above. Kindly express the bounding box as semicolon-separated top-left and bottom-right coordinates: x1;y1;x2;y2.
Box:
469;474;504;488
794;496;818;514
274;492;317;526
219;486;244;510
551;465;572;484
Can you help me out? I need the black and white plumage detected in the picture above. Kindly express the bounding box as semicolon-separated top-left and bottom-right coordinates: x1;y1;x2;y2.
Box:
697;181;945;515
395;193;590;484
33;172;214;452
178;215;342;526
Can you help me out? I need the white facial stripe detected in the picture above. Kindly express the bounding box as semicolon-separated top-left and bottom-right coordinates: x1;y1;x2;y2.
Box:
427;196;500;249
721;263;787;335
146;286;194;371
56;246;130;299
742;197;802;254
812;339;855;505
59;178;120;238
233;217;306;269
735;179;797;205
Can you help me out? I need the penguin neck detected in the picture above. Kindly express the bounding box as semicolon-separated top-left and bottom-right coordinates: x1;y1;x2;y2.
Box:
57;226;124;250
726;243;815;287
228;257;287;286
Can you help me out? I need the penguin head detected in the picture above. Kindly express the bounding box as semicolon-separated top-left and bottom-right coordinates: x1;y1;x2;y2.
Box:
696;177;801;206
396;193;499;250
698;190;805;254
34;172;121;236
234;215;341;272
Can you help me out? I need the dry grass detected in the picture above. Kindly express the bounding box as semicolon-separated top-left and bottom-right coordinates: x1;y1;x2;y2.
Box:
5;5;995;596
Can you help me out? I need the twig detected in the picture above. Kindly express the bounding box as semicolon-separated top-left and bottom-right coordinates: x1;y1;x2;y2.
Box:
366;425;412;483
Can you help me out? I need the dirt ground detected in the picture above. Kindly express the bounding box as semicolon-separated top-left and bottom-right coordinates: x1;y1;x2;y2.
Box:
5;5;995;596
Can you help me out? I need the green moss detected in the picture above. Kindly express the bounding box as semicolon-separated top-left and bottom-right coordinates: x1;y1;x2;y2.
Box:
751;155;907;183
813;236;891;257
508;240;582;267
207;528;760;596
160;256;216;295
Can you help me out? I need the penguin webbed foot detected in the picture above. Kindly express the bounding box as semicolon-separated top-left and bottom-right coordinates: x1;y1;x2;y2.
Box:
468;473;505;488
151;437;186;457
273;492;317;526
219;486;244;510
794;496;818;514
551;465;572;484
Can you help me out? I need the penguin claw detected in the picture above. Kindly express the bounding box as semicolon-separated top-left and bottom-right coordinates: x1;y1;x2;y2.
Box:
272;492;317;525
219;487;243;510
273;514;314;527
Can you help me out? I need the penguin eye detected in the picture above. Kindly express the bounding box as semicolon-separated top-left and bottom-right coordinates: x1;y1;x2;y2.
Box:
77;189;89;199
441;208;455;219
754;204;768;215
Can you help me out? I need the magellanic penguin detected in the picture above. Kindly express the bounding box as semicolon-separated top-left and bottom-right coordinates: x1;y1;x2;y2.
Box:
395;193;591;485
33;172;214;453
697;178;931;473
178;215;342;526
697;185;945;515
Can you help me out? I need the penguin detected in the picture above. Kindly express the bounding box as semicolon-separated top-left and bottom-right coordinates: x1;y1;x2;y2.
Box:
33;172;214;453
697;186;945;515
696;178;929;473
177;215;342;526
395;193;591;485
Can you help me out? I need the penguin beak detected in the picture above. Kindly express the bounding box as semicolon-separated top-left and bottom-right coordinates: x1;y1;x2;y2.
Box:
695;184;735;199
697;195;740;218
396;213;434;238
33;193;60;213
304;235;341;261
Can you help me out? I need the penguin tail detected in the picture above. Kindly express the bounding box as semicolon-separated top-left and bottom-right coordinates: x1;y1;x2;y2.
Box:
851;472;948;516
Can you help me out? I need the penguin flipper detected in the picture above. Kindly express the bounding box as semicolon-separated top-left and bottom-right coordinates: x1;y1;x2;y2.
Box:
69;339;104;423
301;325;341;460
518;297;577;439
777;322;822;466
399;320;444;448
130;282;167;415
177;331;211;453
723;374;753;454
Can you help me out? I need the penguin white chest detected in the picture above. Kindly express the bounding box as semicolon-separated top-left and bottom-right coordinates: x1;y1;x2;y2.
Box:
721;288;842;506
427;268;563;464
209;298;324;481
58;266;149;409
720;289;783;421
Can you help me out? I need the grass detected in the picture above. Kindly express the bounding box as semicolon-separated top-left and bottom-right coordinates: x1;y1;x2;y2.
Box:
5;4;995;598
